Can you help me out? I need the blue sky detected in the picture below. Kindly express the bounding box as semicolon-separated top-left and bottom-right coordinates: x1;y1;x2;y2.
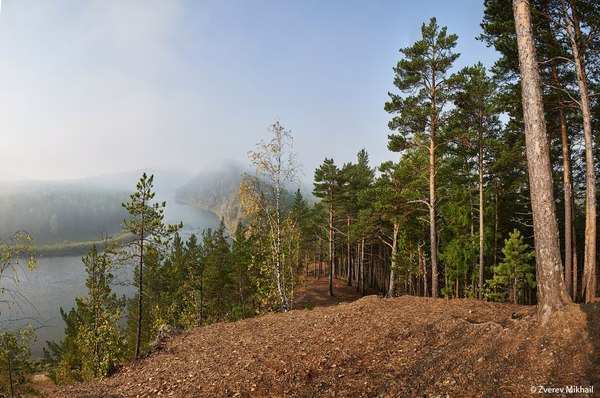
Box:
0;0;499;182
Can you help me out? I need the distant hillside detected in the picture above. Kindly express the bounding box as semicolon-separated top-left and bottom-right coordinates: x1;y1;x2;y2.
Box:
175;162;312;232
79;167;193;196
55;295;599;397
175;162;246;232
0;167;192;254
0;181;129;247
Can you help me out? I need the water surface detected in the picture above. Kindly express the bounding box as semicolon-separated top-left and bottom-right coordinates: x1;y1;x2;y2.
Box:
1;198;219;356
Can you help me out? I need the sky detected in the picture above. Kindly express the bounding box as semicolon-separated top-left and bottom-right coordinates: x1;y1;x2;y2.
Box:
0;0;499;183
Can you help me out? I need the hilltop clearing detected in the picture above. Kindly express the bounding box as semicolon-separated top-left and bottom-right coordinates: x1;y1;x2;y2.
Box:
55;293;598;397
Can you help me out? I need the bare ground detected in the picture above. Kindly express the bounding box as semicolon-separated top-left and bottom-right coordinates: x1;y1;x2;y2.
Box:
53;282;599;398
293;277;374;309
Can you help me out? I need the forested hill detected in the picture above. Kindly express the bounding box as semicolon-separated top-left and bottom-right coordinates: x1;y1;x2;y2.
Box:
176;161;315;232
175;162;248;232
55;295;599;397
78;167;193;195
0;181;128;246
0;168;192;253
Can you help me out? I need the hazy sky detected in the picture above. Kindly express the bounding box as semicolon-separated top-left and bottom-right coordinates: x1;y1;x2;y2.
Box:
0;0;499;182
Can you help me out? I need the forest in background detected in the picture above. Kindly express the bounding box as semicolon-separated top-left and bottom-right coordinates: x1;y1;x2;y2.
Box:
0;183;128;244
0;0;598;395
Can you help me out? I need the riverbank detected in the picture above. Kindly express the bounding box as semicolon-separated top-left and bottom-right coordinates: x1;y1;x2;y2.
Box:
35;232;134;257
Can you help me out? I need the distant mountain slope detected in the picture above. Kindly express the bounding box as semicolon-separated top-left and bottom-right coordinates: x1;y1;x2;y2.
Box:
175;161;310;232
175;162;245;232
0;167;192;251
55;295;599;397
0;181;129;245
79;167;193;196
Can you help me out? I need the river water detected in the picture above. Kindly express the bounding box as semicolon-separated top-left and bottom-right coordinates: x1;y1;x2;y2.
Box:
1;197;219;357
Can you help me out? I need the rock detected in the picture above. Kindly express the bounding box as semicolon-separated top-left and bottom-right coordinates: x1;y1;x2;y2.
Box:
150;324;180;352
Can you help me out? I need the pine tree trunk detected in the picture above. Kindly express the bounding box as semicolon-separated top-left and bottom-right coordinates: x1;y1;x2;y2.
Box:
328;198;334;297
561;0;597;303
388;223;399;297
419;243;428;297
513;0;572;322
356;242;360;292
573;216;579;300
429;68;439;298
494;179;499;269
135;224;144;359
318;239;322;280
347;216;352;286
430;133;438;298
549;35;576;302
361;239;366;296
478;112;485;299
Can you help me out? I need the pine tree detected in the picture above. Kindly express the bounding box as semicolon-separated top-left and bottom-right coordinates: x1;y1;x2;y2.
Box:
75;245;125;380
558;0;597;303
373;161;410;296
487;229;535;304
452;63;501;298
201;221;232;322
184;234;205;326
229;223;254;319
513;0;571;321
385;17;461;298
314;158;345;297
115;173;181;358
44;308;82;384
340;150;375;288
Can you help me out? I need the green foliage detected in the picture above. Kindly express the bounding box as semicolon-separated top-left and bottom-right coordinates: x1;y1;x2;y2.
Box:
385;17;461;150
119;173;182;251
76;246;125;380
240;122;300;311
45;246;125;383
44;308;82;384
486;229;535;304
115;173;181;359
0;185;128;245
313;158;343;202
201;221;233;322
0;232;37;396
0;326;34;396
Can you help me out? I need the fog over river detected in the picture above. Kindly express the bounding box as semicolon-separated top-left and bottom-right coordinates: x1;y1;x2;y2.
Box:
1;197;220;357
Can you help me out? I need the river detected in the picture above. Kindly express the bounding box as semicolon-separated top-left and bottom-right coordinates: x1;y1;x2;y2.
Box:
1;197;220;357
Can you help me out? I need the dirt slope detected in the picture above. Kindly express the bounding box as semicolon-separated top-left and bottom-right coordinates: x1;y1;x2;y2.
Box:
55;291;599;398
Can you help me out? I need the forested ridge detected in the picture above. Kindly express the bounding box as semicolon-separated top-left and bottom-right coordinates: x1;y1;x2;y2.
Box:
0;182;128;244
0;0;598;396
175;163;249;233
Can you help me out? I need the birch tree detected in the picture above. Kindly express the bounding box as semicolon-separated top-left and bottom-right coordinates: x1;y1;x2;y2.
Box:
240;122;299;311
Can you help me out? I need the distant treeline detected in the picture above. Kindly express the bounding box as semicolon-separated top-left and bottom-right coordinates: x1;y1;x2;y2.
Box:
0;184;128;244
